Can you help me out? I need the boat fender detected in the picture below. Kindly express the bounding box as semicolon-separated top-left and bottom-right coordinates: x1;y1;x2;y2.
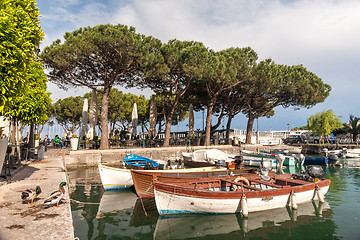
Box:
315;185;325;203
241;194;248;218
290;190;298;210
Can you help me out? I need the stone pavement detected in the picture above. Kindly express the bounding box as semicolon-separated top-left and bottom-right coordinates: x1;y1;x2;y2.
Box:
0;149;74;240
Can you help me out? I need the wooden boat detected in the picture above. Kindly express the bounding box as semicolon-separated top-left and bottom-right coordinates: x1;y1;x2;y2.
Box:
123;154;160;170
154;171;330;216
241;150;296;167
99;163;234;191
131;167;255;198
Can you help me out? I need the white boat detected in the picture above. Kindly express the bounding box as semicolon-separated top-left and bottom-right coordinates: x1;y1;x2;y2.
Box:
241;150;297;167
182;149;235;167
154;171;330;215
339;148;360;158
98;163;133;190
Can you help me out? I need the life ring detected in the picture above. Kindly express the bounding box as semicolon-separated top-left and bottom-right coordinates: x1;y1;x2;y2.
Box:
231;176;250;191
234;176;250;185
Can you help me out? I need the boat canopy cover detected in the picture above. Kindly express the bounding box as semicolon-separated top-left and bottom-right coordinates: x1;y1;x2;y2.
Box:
189;149;234;164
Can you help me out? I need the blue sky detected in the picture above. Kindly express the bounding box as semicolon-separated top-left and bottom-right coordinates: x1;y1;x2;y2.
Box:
36;0;360;132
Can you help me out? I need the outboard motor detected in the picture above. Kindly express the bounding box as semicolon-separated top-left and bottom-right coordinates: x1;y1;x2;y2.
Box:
328;153;339;163
234;156;243;169
261;158;273;171
305;165;325;180
275;154;285;174
323;147;339;164
295;154;305;166
258;158;272;181
144;161;154;170
341;148;348;158
322;148;329;154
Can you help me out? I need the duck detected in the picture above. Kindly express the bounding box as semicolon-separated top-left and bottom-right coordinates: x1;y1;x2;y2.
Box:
21;186;42;205
44;182;67;207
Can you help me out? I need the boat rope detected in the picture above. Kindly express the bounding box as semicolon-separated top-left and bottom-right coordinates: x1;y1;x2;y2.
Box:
137;182;154;217
140;197;148;217
70;199;100;205
138;182;154;199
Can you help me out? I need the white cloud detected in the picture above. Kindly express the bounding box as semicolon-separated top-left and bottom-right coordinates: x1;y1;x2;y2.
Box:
38;0;360;129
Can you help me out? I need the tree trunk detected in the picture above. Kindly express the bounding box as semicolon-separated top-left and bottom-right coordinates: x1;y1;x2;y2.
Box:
100;86;111;149
9;119;16;167
163;116;172;147
245;114;255;144
226;115;233;139
204;102;215;146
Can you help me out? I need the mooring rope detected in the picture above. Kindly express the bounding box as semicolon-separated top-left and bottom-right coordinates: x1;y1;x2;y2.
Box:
137;182;154;216
70;199;100;205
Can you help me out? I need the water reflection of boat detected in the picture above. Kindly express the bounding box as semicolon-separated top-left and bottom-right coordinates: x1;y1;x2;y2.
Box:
153;200;331;239
97;188;137;216
129;197;158;227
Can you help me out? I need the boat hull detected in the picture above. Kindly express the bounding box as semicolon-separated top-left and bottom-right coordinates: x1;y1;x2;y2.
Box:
242;153;296;167
304;156;329;165
154;176;330;215
131;168;254;198
98;164;133;190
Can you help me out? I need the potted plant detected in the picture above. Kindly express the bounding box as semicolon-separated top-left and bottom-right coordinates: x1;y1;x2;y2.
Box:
34;134;40;147
85;137;91;149
70;133;79;151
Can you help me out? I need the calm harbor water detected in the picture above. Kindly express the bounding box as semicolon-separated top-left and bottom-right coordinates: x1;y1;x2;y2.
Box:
68;159;360;240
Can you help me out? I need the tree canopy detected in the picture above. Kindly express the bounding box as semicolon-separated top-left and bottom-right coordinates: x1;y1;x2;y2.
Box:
41;24;164;149
40;22;332;147
242;60;331;143
52;96;83;136
0;0;44;112
200;47;258;146
142;39;207;146
3;61;50;124
343;115;360;142
307;110;343;141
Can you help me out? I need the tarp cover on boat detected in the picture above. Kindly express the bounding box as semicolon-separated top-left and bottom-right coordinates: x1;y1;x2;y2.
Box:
183;149;234;164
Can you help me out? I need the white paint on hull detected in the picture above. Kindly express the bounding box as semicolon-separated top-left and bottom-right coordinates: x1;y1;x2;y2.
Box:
98;164;133;190
154;185;329;215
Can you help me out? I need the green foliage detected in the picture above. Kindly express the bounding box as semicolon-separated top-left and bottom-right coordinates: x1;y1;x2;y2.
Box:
2;61;51;124
293;126;309;130
41;24;164;149
307;110;343;137
52;96;83;134
0;0;44;111
343;115;360;142
85;88;149;134
142;40;208;146
242;60;331;143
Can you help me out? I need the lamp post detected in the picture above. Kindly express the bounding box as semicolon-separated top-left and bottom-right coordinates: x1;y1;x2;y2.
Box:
287;123;290;138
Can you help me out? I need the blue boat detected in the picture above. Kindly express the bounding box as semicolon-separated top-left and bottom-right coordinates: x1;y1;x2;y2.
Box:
123;154;160;170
